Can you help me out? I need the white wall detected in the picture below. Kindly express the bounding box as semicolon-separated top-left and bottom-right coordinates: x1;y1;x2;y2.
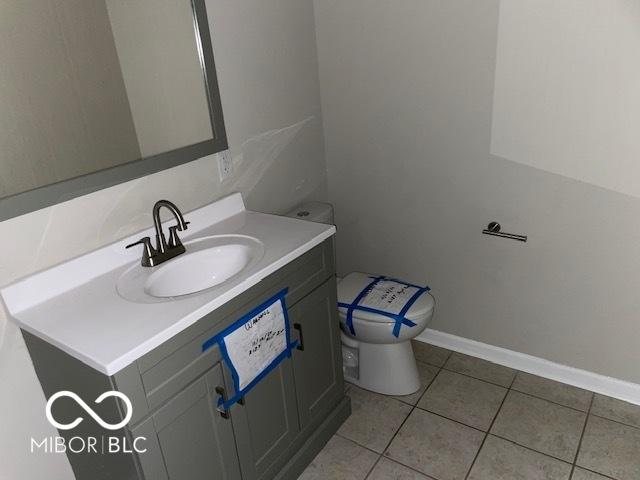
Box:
315;0;640;385
0;0;326;478
491;0;640;198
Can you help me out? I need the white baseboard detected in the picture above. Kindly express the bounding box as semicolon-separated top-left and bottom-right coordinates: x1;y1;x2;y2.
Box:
416;328;640;406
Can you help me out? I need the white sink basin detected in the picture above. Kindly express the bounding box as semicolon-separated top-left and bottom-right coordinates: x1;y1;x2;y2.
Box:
0;193;337;374
147;244;255;297
117;234;265;301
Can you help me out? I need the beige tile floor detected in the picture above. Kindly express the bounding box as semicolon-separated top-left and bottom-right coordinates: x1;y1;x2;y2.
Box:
298;341;640;480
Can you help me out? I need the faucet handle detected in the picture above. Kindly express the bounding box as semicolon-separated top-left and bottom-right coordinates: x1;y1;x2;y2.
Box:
168;220;190;247
125;237;156;267
168;226;185;248
125;236;152;250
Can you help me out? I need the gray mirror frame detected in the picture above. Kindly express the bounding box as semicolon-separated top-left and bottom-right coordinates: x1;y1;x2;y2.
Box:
0;0;227;221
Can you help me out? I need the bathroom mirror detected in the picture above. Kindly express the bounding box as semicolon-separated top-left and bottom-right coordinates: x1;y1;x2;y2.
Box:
0;0;226;221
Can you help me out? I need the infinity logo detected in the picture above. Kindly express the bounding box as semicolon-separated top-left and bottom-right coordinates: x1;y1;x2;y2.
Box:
45;391;133;431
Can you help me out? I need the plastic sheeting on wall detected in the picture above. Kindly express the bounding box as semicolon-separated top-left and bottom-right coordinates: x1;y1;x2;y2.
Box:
0;114;324;480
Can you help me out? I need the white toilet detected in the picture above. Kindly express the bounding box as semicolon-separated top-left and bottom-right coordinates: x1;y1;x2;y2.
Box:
338;273;434;395
286;202;436;396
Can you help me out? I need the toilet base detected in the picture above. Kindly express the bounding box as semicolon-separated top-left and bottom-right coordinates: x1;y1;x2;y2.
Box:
343;339;421;396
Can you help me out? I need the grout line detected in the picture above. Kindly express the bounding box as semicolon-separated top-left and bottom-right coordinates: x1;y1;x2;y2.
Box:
353;347;637;480
383;380;434;452
572;393;595;467
491;359;570;470
588;411;640;432
342;364;451;463
413;367;445;405
363;454;383;480
335;431;440;479
420;360;449;370
370;388;602;480
360;445;442;480
509;370;519;388
392;364;439;407
463;371;517;480
415;368;516;435
491;372;573;469
413;339;453;370
488;433;575;465
430;349;640;465
440;365;514;389
334;433;382;456
395;397;418;407
379;364;444;472
407;368;633;433
441;347;454;366
413;405;488;434
572;465;618;480
417;332;640;409
509;387;592;414
373;456;440;480
462;430;488;479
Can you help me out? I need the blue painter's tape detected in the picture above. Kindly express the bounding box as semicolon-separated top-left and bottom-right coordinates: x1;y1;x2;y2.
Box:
392;286;427;337
202;287;298;411
338;276;430;338
339;275;385;335
217;346;294;410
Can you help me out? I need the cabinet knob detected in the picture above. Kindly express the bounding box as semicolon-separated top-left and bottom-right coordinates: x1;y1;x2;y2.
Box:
293;323;304;351
215;386;230;419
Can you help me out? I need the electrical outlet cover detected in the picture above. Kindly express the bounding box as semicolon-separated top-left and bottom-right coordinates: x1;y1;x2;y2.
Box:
217;150;233;182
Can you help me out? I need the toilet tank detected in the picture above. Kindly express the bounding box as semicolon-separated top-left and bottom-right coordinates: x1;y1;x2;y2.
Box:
285;201;334;224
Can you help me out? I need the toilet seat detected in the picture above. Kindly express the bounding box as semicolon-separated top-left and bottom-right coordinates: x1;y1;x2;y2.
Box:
337;272;434;324
338;312;432;344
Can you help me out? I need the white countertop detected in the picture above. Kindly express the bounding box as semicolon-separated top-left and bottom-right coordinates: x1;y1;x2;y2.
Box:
0;193;335;375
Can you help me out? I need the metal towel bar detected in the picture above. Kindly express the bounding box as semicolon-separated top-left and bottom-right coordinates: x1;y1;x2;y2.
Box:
482;222;527;242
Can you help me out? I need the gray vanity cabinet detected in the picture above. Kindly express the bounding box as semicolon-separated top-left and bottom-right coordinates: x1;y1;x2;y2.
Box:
290;280;343;429
23;239;351;480
229;360;299;480
228;279;344;480
131;365;242;480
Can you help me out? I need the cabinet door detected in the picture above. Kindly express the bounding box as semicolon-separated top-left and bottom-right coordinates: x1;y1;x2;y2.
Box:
132;364;241;480
228;359;299;480
290;278;344;428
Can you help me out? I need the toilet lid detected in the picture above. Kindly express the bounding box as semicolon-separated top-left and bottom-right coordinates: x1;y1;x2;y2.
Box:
337;272;434;324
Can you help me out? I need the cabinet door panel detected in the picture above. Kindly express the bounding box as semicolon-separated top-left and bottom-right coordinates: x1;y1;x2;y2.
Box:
136;364;241;480
291;278;343;428
229;359;299;480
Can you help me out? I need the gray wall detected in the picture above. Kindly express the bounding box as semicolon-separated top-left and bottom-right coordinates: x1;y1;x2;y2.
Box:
0;0;326;477
315;0;640;383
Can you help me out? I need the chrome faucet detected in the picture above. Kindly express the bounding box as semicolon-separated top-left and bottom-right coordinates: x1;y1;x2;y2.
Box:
126;200;190;267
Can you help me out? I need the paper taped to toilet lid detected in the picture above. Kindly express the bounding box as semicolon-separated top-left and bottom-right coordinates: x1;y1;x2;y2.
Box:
358;280;423;315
